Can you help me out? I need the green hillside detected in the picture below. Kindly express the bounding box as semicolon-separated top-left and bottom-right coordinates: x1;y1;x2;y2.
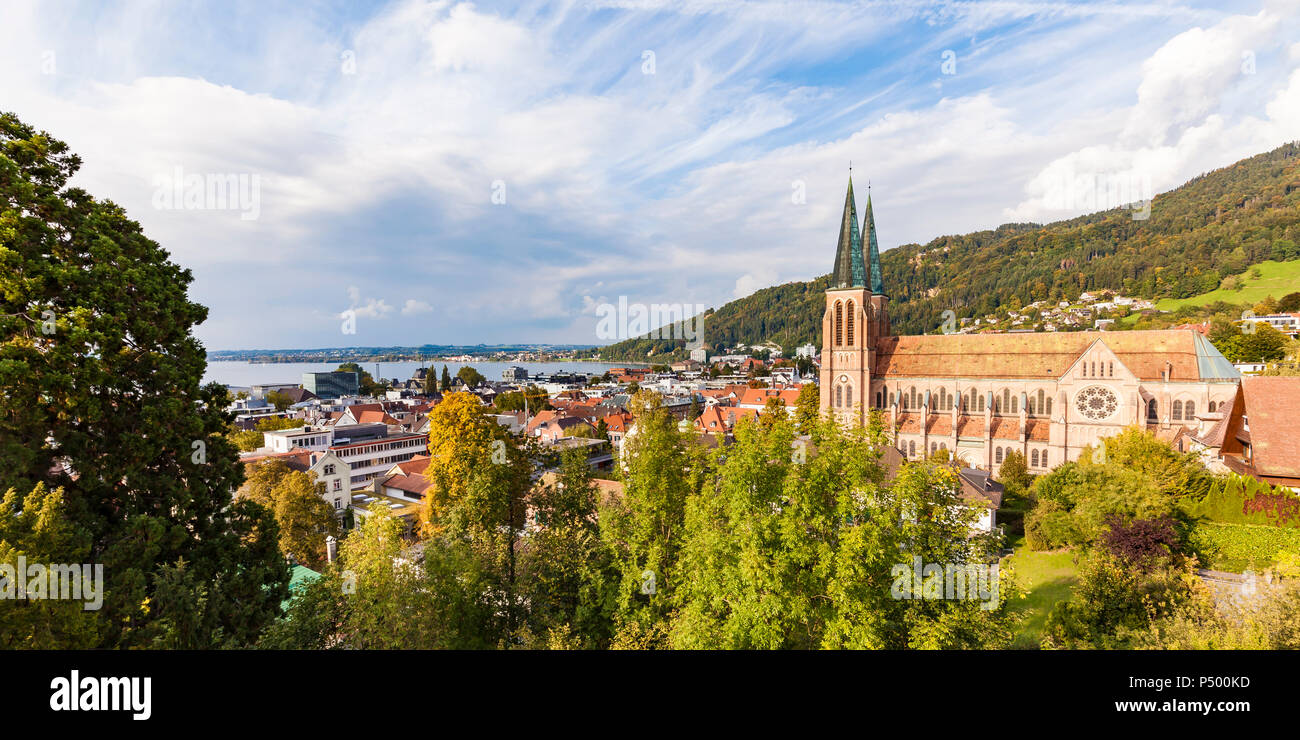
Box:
1152;258;1300;312
599;141;1300;362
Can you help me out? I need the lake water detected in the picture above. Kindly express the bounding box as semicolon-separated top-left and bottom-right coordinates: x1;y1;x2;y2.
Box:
204;360;634;388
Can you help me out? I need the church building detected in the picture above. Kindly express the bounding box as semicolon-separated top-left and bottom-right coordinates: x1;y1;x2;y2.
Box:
818;177;1242;475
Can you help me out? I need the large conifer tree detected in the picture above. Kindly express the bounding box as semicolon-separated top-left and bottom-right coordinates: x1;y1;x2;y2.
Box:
0;113;288;647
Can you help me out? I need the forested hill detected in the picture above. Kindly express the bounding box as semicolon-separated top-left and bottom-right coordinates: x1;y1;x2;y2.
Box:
599;141;1300;362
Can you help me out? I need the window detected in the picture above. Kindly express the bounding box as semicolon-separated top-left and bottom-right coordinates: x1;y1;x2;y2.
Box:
1185;401;1195;418
835;385;842;408
333;479;342;491
1172;400;1183;421
875;391;882;408
323;464;335;475
908;440;916;457
845;386;852;408
334;499;341;510
1046;397;1053;416
1147;399;1158;421
834;301;843;346
1108;362;1114;377
1208;401;1216;412
930;442;937;454
995;447;1003;464
1076;386;1119;421
1031;449;1039;467
846;300;855;345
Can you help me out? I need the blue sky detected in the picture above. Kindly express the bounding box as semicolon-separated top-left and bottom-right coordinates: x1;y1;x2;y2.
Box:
3;0;1299;349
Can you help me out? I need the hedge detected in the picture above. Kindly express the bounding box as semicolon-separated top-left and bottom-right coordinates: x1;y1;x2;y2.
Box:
1188;474;1300;528
1188;521;1300;572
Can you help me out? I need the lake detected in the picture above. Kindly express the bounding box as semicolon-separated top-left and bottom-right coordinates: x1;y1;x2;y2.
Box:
204;360;634;388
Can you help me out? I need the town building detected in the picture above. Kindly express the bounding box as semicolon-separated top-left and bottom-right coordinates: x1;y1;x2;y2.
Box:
303;371;360;399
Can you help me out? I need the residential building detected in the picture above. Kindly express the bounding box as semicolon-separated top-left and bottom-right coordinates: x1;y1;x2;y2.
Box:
1214;377;1300;489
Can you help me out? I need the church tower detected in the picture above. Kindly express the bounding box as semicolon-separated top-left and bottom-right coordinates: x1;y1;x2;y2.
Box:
820;177;889;425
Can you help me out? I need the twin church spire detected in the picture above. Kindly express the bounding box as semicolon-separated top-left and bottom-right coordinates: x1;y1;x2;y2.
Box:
830;176;884;293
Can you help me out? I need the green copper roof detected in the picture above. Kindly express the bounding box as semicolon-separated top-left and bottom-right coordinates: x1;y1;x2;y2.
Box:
1192;333;1242;380
864;192;883;294
831;178;867;289
281;564;321;611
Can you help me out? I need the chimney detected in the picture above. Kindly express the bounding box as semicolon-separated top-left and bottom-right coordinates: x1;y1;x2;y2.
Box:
325;535;338;564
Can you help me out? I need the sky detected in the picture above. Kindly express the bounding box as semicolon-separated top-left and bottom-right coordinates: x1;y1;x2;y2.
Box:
2;0;1299;350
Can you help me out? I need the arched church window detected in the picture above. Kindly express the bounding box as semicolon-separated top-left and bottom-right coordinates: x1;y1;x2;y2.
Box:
995;447;1003;464
834;302;843;346
1208;401;1216;413
1031;449;1039;467
845;385;852;408
1172;400;1183;421
846;300;855;345
1185;401;1195;419
835;385;842;408
1147;399;1158;421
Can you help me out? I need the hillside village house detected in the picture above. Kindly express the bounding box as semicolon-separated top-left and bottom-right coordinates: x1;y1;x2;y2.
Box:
817;177;1242;476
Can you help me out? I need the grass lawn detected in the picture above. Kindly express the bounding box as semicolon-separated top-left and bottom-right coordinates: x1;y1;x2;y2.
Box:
1153;259;1300;312
1001;536;1080;649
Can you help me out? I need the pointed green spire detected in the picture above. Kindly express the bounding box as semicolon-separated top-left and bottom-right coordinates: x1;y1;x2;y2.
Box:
831;177;867;288
863;189;884;294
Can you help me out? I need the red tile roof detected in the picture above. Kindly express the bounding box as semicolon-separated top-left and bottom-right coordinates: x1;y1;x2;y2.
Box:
874;330;1209;381
1239;377;1300;479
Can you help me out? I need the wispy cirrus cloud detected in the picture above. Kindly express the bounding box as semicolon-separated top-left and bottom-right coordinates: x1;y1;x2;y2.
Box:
1;0;1296;349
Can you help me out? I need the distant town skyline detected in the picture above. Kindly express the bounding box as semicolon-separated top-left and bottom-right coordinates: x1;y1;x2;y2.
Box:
3;0;1298;349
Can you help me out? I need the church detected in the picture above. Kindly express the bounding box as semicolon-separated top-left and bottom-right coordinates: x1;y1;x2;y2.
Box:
818;177;1242;475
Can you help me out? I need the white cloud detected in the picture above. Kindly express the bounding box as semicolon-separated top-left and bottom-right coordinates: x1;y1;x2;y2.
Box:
1006;8;1299;223
401;299;433;315
2;0;1296;349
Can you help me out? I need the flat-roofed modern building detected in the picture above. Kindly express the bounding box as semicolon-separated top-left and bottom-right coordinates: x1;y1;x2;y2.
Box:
303;371;360;399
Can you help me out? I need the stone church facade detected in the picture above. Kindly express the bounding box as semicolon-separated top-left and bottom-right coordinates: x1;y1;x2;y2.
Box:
818;178;1242;475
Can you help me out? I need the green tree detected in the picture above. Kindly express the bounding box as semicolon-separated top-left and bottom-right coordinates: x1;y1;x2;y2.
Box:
997;449;1033;495
440;364;452;392
457;365;486;389
601;404;705;646
266;390;294;412
0;483;100;648
794;383;820;434
520;448;618;647
262;506;497;649
0;113;288;647
236;460;341;568
272;472;342;568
